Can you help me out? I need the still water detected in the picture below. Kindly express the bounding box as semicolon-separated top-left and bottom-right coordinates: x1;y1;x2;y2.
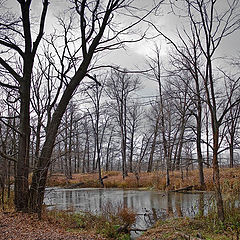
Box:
44;188;212;239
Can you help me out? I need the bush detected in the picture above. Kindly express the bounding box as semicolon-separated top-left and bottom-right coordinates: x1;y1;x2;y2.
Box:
46;202;136;239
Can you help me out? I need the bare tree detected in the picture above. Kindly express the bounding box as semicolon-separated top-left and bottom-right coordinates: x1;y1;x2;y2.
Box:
167;44;206;188
147;47;172;187
28;0;162;215
127;101;143;173
0;0;49;212
86;77;109;187
158;0;240;221
106;69;141;179
147;104;160;172
223;73;240;168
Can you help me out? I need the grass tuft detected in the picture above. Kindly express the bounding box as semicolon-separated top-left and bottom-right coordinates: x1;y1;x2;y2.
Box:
45;202;136;239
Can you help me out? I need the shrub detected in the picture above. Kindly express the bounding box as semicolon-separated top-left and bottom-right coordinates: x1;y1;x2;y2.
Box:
46;201;136;239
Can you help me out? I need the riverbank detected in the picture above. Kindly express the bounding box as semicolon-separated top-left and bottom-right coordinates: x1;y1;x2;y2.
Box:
2;202;239;240
46;167;240;193
138;216;240;240
2;201;239;240
2;167;240;240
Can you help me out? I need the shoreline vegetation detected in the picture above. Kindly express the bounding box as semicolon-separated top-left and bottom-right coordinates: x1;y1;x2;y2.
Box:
1;167;240;240
46;167;240;194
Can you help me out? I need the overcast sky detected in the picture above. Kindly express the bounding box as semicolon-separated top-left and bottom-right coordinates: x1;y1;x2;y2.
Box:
6;0;240;98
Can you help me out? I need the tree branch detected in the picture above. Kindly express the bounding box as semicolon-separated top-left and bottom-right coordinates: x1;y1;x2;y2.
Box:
0;56;22;83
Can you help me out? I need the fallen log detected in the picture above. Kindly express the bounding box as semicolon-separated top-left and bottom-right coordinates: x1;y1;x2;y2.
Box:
66;182;84;189
172;185;194;192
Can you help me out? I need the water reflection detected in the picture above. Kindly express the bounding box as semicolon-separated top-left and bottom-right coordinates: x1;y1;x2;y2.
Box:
44;188;212;238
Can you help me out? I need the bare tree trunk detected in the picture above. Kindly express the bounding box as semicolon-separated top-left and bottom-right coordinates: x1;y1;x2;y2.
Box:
229;137;234;168
205;107;210;168
147;115;160;172
15;76;31;212
121;126;127;179
29;58;90;214
68;109;73;179
196;115;205;189
105;128;113;172
128;129;134;173
175;126;185;171
9;0;48;213
212;129;224;221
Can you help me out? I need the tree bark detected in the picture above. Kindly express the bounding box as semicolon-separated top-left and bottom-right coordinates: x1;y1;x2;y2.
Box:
196;116;205;189
212;128;224;222
147;115;160;172
15;76;31;212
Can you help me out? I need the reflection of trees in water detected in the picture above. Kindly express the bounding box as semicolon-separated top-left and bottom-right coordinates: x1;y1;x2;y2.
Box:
123;191;128;207
175;193;183;217
198;193;204;217
136;192;209;229
44;189;214;229
135;208;166;229
44;189;217;239
98;189;103;211
166;192;174;217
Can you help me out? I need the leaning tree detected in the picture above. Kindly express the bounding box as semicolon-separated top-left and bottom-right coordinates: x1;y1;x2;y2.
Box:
0;0;163;215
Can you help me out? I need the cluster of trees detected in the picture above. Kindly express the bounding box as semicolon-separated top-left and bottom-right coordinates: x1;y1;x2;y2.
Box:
0;0;239;223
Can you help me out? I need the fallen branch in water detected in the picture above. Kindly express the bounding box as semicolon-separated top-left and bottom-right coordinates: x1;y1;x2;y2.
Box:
66;182;84;189
171;185;194;192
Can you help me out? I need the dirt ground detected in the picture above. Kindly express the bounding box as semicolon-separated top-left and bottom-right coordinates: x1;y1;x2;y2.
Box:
0;211;105;240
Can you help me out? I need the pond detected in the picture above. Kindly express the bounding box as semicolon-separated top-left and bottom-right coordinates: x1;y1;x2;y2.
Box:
44;188;213;239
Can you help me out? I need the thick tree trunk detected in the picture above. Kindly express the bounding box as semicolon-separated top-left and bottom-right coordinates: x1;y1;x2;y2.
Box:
15;77;31;212
29;117;61;214
12;0;48;212
29;65;89;213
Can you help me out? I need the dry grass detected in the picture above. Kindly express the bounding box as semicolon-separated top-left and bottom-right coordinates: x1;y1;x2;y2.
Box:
138;216;240;240
45;203;136;239
139;189;240;240
46;167;240;193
